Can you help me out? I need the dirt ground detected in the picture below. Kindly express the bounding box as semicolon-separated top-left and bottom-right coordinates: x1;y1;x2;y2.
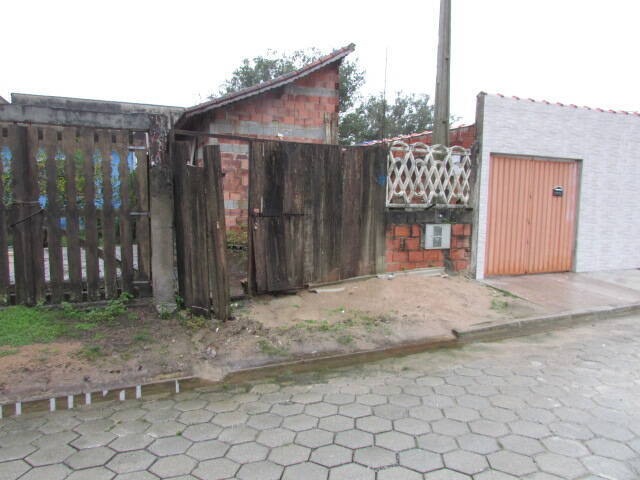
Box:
0;273;544;401
0;306;198;403
193;273;544;382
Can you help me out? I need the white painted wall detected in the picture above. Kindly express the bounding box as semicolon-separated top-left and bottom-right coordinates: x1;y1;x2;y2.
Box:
476;94;640;279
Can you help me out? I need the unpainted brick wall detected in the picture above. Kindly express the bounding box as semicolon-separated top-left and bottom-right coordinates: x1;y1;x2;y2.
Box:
386;224;472;273
201;64;340;231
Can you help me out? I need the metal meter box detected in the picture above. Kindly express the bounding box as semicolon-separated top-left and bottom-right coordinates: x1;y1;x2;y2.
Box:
421;224;451;250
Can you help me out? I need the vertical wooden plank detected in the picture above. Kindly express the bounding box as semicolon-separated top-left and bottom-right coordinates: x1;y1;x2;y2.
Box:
172;141;189;304
99;131;117;298
117;132;134;294
62;128;83;301
324;144;343;282
189;166;210;311
371;146;388;274
203;145;229;319
82;128;100;300
43;127;64;302
29;127;46;304
340;147;363;279
249;141;268;294
134;133;151;286
0;124;12;303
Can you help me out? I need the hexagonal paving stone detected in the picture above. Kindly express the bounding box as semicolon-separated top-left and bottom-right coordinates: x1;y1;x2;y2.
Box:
329;463;375;480
295;428;334;448
377;466;423;480
0;459;30;480
186;439;229;461
432;418;470;436
64;446;115;469
149;454;197;477
535;452;587;479
192;457;239;480
443;450;488;475
549;421;592;440
409;406;444;422
236;460;283;480
282;462;328;480
423;468;472;479
148;436;192;456
355;415;392;434
417;433;457;453
74;419;115;436
356;394;387;406
226;442;269;463
586;437;636;460
217;425;258;444
469;419;508;437
353;446;396;468
305;403;339;418
398;448;443;472
255;427;295;448
337;403;371;419
175;399;207;412
488;450;537;476
146;421;184;438
0;444;36;462
375;431;415;451
333;429;372;449
65;466;116;480
26;444;75;466
109;434;154;452
474;471;518;480
269;444;310;466
32;431;78;448
178;409;214;425
318;415;354;432
282;414;318;431
182;423;222;442
498;434;544;456
310;444;352;467
213;411;248;428
456;433;499;454
444;406;480;422
542;436;589;457
509;420;551;439
270;402;304;417
324;394;356;405
18;464;70;480
106;450;156;474
70;432;117;449
581;454;637;480
111;408;147;423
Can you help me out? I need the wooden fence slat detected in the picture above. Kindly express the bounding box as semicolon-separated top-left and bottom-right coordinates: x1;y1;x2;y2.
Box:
189;167;210;310
134;136;151;285
43;127;65;302
29;127;46;304
82;128;100;300
117;132;134;294
203;145;229;320
0;124;12;303
172;142;190;305
62;127;83;301
99;131;117;298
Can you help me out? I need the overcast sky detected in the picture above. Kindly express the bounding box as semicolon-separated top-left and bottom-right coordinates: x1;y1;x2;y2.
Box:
3;0;638;124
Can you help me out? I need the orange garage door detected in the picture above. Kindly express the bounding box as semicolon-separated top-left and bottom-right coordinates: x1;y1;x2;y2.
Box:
485;155;579;276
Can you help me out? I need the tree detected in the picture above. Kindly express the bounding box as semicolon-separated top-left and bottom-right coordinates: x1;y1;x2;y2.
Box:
215;49;437;144
339;93;435;144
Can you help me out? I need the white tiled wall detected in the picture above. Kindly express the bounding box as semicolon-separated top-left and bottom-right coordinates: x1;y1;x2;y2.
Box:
476;94;640;279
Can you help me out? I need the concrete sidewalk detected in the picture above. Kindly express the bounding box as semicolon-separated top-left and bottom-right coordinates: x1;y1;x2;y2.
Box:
484;269;640;313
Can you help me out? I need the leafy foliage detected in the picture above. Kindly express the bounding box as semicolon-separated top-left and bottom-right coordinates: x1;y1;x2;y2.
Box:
0;306;66;346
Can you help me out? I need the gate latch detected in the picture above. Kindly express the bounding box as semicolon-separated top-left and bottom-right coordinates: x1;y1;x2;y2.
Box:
552;186;564;197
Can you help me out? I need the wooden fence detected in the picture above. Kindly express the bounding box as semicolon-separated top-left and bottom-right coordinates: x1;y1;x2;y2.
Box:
0;123;151;305
249;141;387;293
173;143;229;319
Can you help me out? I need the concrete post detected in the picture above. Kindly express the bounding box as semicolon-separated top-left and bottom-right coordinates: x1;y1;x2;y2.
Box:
148;115;177;313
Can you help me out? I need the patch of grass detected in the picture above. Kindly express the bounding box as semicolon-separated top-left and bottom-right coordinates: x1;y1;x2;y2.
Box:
178;312;208;330
487;285;522;300
133;331;152;343
0;306;66;346
0;348;19;357
92;333;106;341
337;334;353;345
61;292;134;325
257;339;289;357
74;322;99;331
78;345;104;361
490;299;509;311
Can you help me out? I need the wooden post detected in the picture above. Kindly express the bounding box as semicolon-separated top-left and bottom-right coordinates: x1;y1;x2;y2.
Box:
433;0;451;147
149;115;176;313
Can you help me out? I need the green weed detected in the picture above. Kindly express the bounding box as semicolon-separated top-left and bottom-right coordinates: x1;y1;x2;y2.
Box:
78;345;104;361
0;306;66;346
491;299;509;311
257;339;289;357
337;334;354;345
0;348;19;357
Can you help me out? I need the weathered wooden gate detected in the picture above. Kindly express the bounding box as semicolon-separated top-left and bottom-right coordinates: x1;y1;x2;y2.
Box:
249;141;387;294
0;122;151;305
173;143;229;319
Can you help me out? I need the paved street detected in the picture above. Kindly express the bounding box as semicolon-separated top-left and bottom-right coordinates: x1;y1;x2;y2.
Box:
2;316;640;480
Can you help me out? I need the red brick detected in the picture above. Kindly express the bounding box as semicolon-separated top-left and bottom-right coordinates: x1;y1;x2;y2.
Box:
393;251;409;263
386;263;401;272
394;225;410;237
450;248;469;260
452;224;465;236
386;237;400;250
385;251;394;264
453;260;469;271
427;260;445;268
405;238;420;251
408;251;424;262
464;224;472;236
411;225;421;237
424;250;444;261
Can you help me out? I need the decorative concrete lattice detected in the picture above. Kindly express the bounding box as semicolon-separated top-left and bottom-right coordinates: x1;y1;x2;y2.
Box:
386;141;472;207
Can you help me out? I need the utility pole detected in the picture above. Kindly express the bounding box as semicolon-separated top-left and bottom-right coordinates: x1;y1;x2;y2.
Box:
433;0;451;147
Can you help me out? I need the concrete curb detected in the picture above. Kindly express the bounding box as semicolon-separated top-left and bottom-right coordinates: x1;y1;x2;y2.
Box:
453;302;640;342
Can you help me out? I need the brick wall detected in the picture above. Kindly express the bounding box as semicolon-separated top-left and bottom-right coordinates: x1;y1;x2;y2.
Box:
386;224;472;273
199;64;340;231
